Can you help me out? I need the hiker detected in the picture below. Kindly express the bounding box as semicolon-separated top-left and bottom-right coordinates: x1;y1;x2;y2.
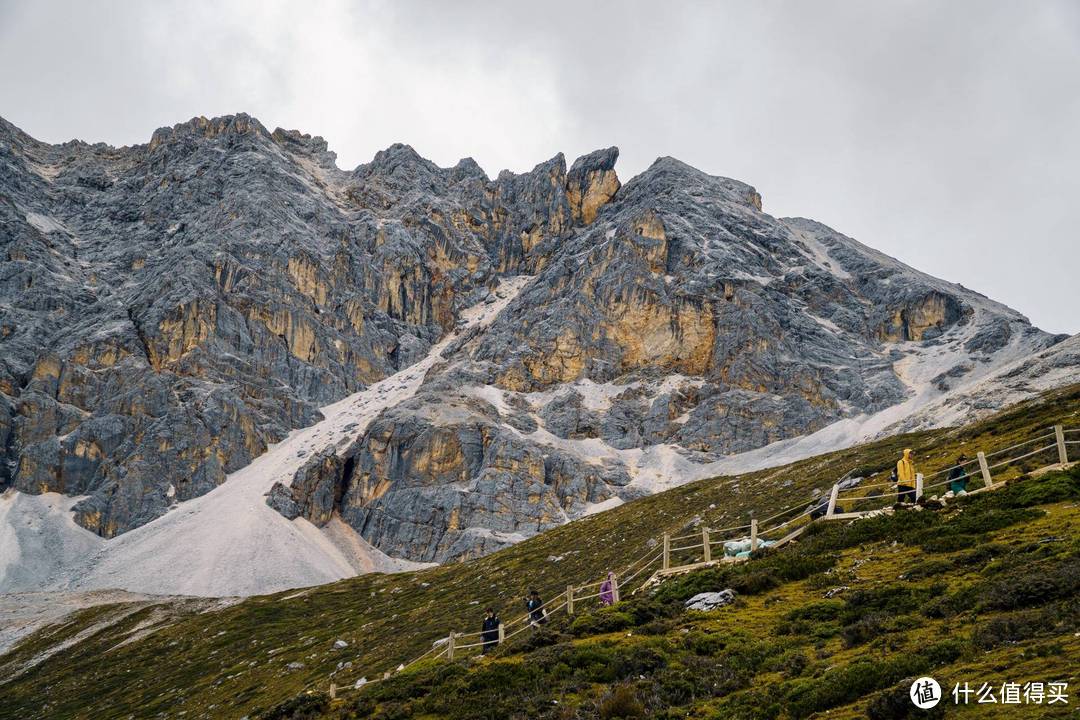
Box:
948;455;969;495
599;572;615;606
526;589;547;626
896;448;917;503
481;608;500;654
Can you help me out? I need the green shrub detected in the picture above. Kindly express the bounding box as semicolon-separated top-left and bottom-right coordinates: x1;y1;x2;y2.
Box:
650;567;731;604
917;533;984;553
639;616;680;635
516;626;567;652
257;692;330;720
840;612;890;647
866;678;946;720
706;688;782;720
363;661;466;703
967;602;1080;650
632;598;681;626
840;583;941;623
682;629;726;656
655;657;732;705
765;648;810;678
783;600;842;623
928;562;1055;617
976;556;1080;611
1007;466;1080;507
369;702;411;720
921;638;966;665
729;569;779;595
570;608;633;637
899;558;953;581
610;642;669;681
1026;641;1066;658
754;549;837;584
950;544;1006;568
785;655;929;717
558;643;621;684
598;684;645;719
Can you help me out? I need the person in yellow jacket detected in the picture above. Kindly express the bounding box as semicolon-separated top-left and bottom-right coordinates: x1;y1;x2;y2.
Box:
896;448;917;504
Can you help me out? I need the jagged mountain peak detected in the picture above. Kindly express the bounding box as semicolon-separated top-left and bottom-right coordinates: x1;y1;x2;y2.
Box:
568;145;619;174
449;156;488;183
147;112;271;151
355;141;436;177
620;154;763;212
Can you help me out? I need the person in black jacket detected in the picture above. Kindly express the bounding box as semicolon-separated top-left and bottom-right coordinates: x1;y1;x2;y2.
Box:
526;589;547;627
481;608;500;654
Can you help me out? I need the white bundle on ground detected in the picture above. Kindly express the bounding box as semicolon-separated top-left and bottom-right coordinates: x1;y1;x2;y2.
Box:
722;537;776;557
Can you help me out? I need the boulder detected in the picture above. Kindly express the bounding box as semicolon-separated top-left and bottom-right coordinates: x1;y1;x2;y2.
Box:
685;589;737;611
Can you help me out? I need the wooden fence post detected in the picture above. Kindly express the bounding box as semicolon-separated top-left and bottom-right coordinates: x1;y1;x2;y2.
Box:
611;575;620;603
826;484;839;518
566;585;575;615
662;533;670;570
1055;425;1068;465
446;631;455;661
750;519;759;552
977;451;992;489
702;527;711;563
498;623;505;644
915;472;924;501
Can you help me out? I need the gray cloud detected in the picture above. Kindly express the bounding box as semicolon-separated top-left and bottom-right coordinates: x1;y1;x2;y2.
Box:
2;0;1076;333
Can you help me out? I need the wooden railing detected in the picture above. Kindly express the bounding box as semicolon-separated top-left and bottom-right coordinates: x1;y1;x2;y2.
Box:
823;424;1072;521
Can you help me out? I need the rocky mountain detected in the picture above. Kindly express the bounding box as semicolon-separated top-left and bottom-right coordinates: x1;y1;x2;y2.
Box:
0;114;618;540
0;113;1068;576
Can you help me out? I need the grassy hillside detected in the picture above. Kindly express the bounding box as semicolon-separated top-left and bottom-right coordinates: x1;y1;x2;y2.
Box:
313;463;1080;719
1;384;1078;720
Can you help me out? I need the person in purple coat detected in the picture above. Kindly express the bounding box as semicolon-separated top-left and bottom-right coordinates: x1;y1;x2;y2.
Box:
599;572;615;606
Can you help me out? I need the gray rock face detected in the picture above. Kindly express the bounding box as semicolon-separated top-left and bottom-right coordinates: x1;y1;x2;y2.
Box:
271;388;633;562
0;114;624;537
539;391;601;439
0;112;1062;564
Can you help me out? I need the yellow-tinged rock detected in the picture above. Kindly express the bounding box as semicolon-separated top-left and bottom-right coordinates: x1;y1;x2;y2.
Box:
32;355;62;382
287;255;329;306
74;439;98;459
568;167;620;225
150;299;217;369
606;296;716;375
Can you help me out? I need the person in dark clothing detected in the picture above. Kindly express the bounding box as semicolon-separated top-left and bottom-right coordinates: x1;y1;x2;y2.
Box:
948;455;969;494
526;590;547;626
481;608;500;654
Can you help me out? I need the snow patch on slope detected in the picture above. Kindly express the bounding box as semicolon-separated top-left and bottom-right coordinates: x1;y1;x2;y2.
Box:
524;374;705;413
24;212;68;235
894;332;1080;431
787;223;852;279
0;491;102;593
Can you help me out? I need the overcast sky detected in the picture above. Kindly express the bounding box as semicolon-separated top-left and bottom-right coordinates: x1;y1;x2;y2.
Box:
2;0;1077;334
